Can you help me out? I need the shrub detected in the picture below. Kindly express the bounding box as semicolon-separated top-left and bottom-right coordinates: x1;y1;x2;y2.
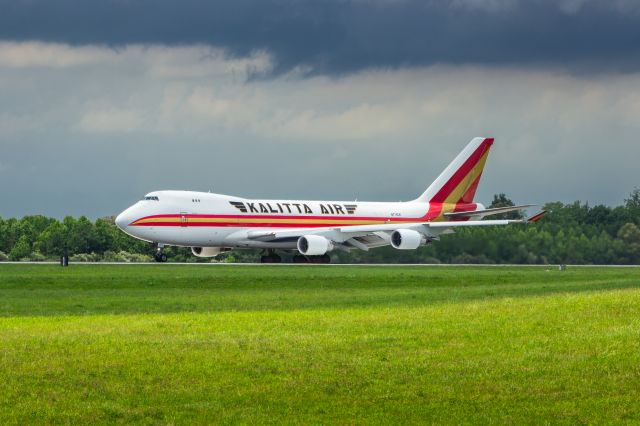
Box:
451;253;494;264
70;252;102;262
29;251;47;262
103;250;152;263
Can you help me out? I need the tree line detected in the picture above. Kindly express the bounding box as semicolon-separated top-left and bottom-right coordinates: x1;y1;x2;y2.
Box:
1;189;639;264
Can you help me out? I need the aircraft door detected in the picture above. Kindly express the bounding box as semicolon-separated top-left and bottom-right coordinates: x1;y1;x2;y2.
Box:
180;212;188;227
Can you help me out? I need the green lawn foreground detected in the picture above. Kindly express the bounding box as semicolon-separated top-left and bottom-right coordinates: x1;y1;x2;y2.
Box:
1;265;639;424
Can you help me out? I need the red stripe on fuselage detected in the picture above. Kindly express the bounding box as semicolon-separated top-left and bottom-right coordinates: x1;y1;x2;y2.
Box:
130;203;481;228
134;213;417;221
133;221;388;228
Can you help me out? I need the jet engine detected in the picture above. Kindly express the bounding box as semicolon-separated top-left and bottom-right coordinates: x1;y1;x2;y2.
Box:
390;229;426;250
297;235;334;256
191;247;230;257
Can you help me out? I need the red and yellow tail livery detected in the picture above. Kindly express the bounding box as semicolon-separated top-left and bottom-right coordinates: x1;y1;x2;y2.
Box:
416;137;494;221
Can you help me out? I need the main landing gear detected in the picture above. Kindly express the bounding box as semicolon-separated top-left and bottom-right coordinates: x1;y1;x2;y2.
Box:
293;254;331;264
154;245;168;263
259;250;331;263
260;250;282;263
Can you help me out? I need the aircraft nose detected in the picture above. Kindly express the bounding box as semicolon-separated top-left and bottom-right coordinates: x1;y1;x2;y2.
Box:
115;209;133;230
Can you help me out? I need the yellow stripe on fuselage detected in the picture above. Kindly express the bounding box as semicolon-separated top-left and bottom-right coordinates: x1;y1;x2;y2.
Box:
133;217;390;226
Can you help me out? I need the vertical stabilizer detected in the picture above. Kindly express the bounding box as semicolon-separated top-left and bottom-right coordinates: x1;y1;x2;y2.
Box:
415;137;494;204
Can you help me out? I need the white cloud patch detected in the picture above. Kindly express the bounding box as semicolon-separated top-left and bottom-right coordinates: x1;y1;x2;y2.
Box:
76;108;144;133
0;42;271;74
0;42;115;68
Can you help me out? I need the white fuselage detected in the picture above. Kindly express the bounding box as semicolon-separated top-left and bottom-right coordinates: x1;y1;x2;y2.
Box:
115;190;454;250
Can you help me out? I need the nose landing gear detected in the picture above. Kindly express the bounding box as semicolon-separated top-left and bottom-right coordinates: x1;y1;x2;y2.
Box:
154;245;168;263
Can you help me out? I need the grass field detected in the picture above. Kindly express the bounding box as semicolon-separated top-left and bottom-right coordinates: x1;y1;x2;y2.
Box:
1;264;640;424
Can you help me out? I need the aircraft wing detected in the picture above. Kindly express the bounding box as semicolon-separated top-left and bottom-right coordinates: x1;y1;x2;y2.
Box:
244;219;527;251
443;204;534;219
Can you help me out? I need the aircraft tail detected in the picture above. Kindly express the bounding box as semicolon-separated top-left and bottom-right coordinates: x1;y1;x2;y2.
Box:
415;137;494;204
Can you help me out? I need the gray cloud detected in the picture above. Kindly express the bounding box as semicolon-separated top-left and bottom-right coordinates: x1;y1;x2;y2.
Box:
0;43;639;218
0;0;639;75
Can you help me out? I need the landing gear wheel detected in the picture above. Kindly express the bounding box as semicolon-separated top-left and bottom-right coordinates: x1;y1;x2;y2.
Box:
154;246;168;263
293;255;307;263
305;254;331;264
292;254;330;263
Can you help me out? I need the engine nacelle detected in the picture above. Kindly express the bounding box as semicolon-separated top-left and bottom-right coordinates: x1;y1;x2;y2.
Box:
297;235;334;256
191;247;231;258
390;229;426;250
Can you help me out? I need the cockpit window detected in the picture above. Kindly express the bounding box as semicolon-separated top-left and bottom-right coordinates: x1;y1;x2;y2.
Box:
143;196;159;201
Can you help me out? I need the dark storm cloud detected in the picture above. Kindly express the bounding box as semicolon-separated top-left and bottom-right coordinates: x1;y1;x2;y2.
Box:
0;0;639;75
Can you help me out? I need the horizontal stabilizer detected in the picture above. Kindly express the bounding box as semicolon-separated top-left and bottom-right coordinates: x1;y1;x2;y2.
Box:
426;219;524;228
444;204;534;219
527;210;547;223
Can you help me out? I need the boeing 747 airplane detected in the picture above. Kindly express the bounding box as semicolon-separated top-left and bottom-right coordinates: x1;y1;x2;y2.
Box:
115;137;544;263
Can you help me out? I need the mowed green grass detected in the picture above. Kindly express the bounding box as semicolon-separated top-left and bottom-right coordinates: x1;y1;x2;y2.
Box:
1;265;640;424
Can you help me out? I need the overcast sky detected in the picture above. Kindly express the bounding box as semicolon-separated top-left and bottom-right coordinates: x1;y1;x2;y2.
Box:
1;0;639;218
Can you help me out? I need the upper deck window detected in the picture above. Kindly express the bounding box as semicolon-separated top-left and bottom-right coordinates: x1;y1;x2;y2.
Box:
143;196;159;201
